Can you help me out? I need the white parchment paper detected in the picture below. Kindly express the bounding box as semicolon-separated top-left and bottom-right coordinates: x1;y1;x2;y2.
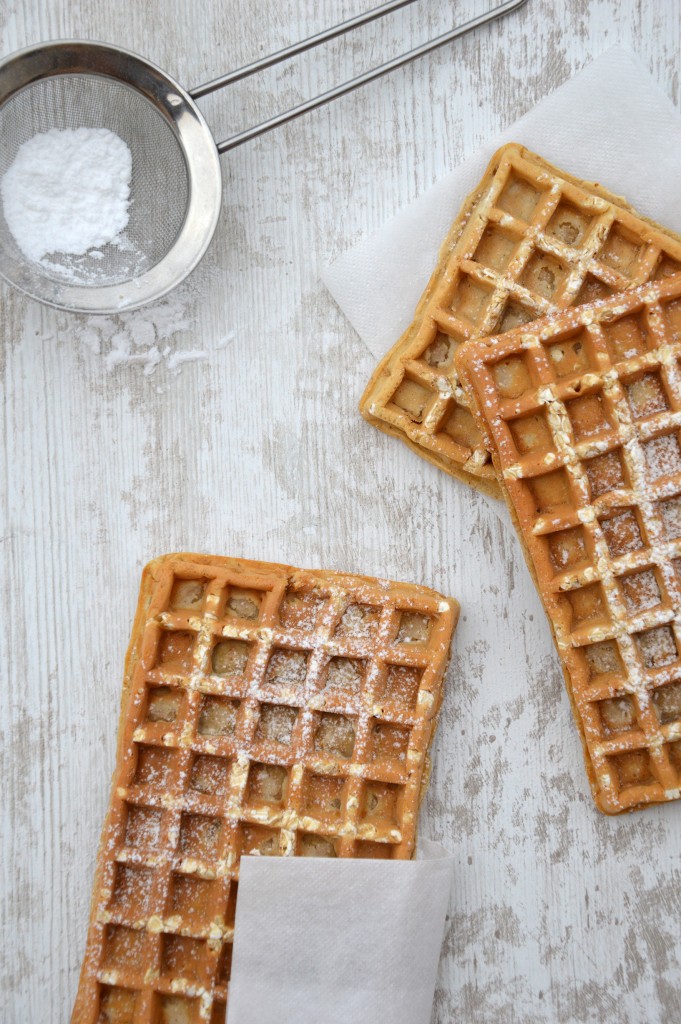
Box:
321;46;681;361
227;841;453;1024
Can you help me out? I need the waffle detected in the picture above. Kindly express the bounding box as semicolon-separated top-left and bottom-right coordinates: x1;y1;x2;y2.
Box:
71;553;458;1023
360;143;681;498
456;274;681;812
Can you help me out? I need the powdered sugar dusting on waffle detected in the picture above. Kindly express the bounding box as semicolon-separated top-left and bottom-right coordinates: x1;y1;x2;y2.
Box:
360;144;681;496
71;554;458;1023
457;273;681;814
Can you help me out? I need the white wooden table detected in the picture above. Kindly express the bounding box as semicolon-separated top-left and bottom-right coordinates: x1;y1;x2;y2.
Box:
2;2;681;1021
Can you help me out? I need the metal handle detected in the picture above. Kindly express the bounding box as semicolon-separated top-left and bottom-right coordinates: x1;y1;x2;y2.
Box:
191;0;529;155
190;0;421;99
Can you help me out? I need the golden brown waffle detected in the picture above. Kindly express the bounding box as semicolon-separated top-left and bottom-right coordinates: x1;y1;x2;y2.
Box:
457;274;681;813
360;143;681;498
72;553;458;1023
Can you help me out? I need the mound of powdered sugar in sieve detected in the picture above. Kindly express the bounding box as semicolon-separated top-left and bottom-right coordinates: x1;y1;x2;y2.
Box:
1;126;132;263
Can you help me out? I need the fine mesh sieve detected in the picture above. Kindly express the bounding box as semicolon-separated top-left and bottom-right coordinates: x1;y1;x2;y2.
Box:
0;44;220;312
0;0;527;313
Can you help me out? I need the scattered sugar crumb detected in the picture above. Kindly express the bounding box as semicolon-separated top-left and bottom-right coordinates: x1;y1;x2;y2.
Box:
70;286;229;378
215;331;236;349
104;339;162;375
166;349;208;374
80;298;185;374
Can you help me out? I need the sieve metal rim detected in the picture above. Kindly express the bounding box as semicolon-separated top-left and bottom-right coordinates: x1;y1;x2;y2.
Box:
0;40;222;314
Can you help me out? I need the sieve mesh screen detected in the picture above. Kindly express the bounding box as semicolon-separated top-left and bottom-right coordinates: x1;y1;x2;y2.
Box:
0;74;190;288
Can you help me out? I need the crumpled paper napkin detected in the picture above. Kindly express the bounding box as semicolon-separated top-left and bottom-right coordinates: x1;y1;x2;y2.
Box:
227;840;453;1024
321;46;681;363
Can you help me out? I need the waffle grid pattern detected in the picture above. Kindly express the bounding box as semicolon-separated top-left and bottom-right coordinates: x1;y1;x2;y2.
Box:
360;144;681;497
457;275;681;813
72;555;458;1023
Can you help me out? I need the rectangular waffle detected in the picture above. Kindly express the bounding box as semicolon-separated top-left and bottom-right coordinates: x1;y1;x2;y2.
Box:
72;553;459;1023
456;274;681;813
360;143;681;498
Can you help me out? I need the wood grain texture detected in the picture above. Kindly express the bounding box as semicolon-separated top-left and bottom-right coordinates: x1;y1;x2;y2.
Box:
1;2;680;1022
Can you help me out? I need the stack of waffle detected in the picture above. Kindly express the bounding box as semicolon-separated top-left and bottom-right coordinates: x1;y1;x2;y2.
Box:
361;144;681;496
361;143;681;815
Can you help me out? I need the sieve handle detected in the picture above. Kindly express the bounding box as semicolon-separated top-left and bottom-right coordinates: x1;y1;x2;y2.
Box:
199;0;528;155
190;0;421;99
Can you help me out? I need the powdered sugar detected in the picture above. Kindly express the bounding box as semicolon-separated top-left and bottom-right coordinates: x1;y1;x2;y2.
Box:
643;433;681;482
74;291;209;376
1;127;132;263
166;349;209;373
